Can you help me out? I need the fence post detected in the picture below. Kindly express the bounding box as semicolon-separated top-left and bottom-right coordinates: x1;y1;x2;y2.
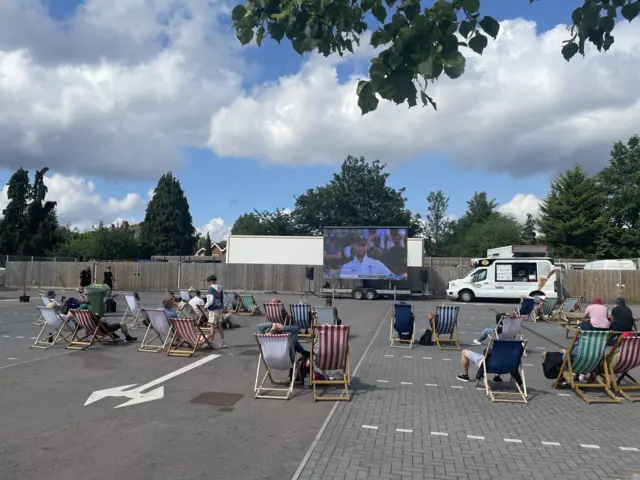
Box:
177;262;182;290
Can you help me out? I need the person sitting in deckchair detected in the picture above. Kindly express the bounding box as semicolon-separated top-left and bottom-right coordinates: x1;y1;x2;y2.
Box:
541;344;581;386
70;309;137;343
324;298;342;325
162;298;179;319
270;297;291;324
473;312;517;345
256;322;310;360
457;345;522;385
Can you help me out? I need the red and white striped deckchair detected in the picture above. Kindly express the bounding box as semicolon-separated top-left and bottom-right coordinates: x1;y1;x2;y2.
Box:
167;316;215;357
66;309;117;351
605;333;640;402
263;302;288;325
254;333;297;400
311;324;351;401
138;309;174;353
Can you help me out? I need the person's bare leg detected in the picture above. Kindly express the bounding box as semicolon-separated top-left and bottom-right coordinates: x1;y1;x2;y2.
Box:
461;349;470;376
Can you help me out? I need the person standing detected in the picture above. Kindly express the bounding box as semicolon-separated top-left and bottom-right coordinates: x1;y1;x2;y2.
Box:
79;265;92;290
103;266;114;292
205;274;227;348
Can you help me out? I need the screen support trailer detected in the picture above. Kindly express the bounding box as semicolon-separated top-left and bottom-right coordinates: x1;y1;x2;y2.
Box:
320;281;410;301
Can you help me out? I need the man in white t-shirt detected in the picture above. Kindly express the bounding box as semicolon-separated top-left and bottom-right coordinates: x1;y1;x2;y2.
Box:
189;290;206;310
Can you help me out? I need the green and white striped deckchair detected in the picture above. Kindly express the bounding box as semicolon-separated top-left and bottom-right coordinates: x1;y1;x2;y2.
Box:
235;294;261;316
538;296;557;321
553;330;619;404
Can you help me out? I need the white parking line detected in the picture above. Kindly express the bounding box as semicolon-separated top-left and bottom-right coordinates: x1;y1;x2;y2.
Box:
16;336;24;339
396;428;413;433
376;380;388;383
536;347;545;350
431;432;448;436
7;357;18;360
451;385;463;389
403;356;413;358
523;364;534;367
580;444;600;449
385;354;394;357
2;335;9;338
442;358;452;361
542;441;561;446
362;425;378;430
425;383;438;387
423;357;432;360
619;447;639;452
400;381;413;385
467;435;485;440
504;439;522;443
557;393;571;397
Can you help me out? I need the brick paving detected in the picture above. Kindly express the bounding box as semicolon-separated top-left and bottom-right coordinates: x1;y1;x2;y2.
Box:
297;302;640;480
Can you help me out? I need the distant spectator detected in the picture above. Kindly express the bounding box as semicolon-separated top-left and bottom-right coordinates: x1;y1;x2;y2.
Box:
103;266;114;292
79;265;92;289
610;297;635;333
582;297;610;331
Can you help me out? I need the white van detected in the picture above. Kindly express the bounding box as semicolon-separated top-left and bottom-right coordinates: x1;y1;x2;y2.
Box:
447;258;558;302
583;259;636;270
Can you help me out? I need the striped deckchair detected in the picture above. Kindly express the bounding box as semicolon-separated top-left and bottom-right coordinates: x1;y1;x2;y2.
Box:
66;309;117;351
390;303;415;348
224;291;238;310
604;333;640;402
167;317;215;357
254;333;297;400
516;297;535;321
311;324;351;401
122;292;145;329
537;296;558;321
31;307;75;349
556;297;583;338
313;306;335;326
553;330;618;404
138;309;173;353
263;302;288;324
236;295;261;315
290;303;312;341
496;315;529;356
432;305;460;350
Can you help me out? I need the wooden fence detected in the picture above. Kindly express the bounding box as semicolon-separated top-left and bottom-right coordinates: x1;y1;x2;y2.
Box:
3;259;639;302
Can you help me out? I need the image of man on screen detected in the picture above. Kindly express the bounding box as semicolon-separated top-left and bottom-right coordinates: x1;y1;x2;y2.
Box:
339;235;395;278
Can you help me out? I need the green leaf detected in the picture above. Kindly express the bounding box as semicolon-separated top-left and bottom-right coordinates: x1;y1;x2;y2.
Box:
268;23;285;43
237;27;253;45
388;53;403;70
458;20;475;39
231;5;247;23
561;41;579;61
443;51;465;79
468;32;488;55
479;16;500;39
417;56;435;77
292;36;308;55
621;2;640;22
420;90;437;110
460;0;480;13
370;30;389;47
571;7;582;25
403;2;420;22
256;25;265;46
612;0;626;6
369;60;389;82
356;81;380;115
603;32;615;51
372;3;387;22
600;14;615;33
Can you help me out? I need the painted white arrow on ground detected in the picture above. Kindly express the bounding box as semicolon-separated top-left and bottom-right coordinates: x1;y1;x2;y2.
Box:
84;354;220;409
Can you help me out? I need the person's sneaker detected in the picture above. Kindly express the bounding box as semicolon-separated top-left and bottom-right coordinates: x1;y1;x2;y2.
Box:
473;339;482;345
218;342;227;348
456;374;470;382
492;375;503;383
124;335;137;343
113;333;121;340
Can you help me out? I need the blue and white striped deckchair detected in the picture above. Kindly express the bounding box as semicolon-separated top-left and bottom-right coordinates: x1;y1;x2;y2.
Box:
390;303;415;349
553;330;618;404
313;306;335;326
290;303;312;341
224;291;238;310
433;305;460;350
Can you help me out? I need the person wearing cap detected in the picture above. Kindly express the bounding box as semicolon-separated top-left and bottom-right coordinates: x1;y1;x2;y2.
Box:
339;235;395;278
610;297;635;332
582;297;610;331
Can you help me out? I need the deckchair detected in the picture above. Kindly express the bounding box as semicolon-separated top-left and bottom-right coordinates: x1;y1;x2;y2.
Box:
604;333;640;402
224;291;238;310
235;294;261;315
555;297;583;338
179;289;191;302
290;303;312;341
432;305;460;350
167;316;215;357
553;330;618;404
121;292;145;329
390;303;415;348
476;338;528;403
516;297;535;321
138;309;174;353
35;295;51;325
311;324;351;401
195;304;209;327
31;307;75;349
254;333;297;400
537;296;558;321
66;309;117;351
496;315;529;356
313;306;335;326
263;302;288;325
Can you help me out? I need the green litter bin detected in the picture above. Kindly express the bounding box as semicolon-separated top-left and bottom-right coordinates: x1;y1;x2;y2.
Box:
84;283;110;317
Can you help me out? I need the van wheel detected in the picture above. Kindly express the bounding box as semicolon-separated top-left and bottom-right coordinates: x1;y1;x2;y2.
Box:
352;289;364;300
529;291;544;301
365;289;377;300
459;290;475;303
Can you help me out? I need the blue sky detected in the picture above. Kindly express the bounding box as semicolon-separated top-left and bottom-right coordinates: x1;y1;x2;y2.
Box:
1;0;620;239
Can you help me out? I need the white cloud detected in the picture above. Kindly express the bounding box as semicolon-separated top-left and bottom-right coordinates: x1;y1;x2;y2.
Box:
209;19;640;176
0;0;243;180
198;217;230;242
0;172;145;230
498;193;542;223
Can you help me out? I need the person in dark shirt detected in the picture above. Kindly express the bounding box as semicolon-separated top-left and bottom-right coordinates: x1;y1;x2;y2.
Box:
610;297;635;332
79;266;92;289
103;266;114;292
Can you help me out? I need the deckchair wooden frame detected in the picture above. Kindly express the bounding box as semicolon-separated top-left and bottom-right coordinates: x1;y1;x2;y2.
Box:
290;303;312;342
390;304;415;349
138;308;174;353
195;304;209;327
432;305;460;350
311;324;351;402
235;295;261;316
263;302;289;325
121;292;145;329
495;315;529;357
313;306;336;326
476;336;528;404
603;333;640;402
254;333;297;400
553;329;619;404
66;309;117;351
31;307;75;349
166;316;215;357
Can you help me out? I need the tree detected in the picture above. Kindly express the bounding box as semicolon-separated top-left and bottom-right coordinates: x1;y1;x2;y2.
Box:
452;191;499;240
425;190;453;256
231;212;269;235
538;165;606;258
231;0;637;114
0;168;30;255
23;168;59;256
53;223;140;260
202;233;213;256
140;173;195;257
596;134;640;258
293;155;422;235
521;213;537;245
451;214;523;257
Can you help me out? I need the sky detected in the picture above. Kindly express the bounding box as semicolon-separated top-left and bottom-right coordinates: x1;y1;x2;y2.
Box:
0;0;638;241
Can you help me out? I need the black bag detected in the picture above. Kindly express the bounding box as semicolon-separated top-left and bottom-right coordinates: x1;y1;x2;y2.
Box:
418;329;433;346
105;298;117;313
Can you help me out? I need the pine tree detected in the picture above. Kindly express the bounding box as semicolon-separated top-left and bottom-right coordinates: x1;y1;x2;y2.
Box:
0;168;31;255
24;168;59;256
140;173;195;257
521;213;537;245
538;165;605;258
203;233;213;256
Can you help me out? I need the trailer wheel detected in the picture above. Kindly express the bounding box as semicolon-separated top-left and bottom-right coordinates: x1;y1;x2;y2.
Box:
352;289;364;300
365;289;377;300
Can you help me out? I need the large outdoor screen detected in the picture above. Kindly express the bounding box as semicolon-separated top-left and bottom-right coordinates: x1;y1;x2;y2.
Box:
323;227;408;280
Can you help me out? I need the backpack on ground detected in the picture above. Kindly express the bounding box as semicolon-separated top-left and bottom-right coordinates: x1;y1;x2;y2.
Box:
418;329;433;346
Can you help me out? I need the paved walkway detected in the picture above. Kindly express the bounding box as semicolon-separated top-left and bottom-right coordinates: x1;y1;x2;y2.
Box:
297;304;640;480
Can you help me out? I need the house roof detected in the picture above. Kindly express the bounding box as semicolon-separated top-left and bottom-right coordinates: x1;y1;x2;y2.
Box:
212;242;227;252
